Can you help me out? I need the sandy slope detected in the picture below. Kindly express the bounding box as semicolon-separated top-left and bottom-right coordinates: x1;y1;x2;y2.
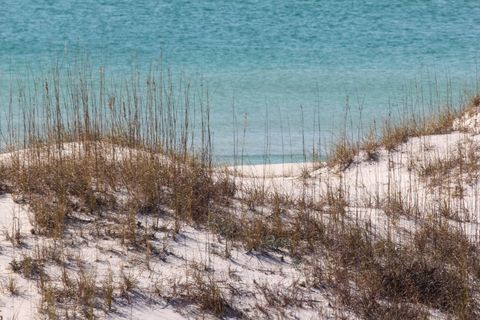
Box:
0;111;479;319
0;180;339;319
233;131;480;239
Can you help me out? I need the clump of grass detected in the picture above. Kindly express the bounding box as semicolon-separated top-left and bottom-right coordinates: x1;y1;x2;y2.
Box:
39;283;59;319
9;256;44;279
378;254;468;313
417;156;459;181
76;268;97;319
243;183;267;211
417;140;480;188
243;217;290;252
382;192;419;219
360;129;379;161
120;268;138;300
5;215;22;246
254;280;307;310
456;95;480;121
328;102;463;165
102;270;115;312
189;266;230;317
6;275;19;295
321;186;348;217
380;119;416;151
328;138;356;170
423;108;457;135
324;223;480;318
212;172;237;204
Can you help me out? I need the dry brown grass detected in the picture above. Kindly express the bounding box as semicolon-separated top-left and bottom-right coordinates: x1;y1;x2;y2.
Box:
1;62;480;319
0;64;242;318
417;140;480;188
361;129;380;161
253;279;311;317
328;138;357;170
321;222;480;319
9;256;44;279
457;95;480;120
102;270;115;312
326;97;475;170
382;192;419;219
190;267;229;317
6;275;19;296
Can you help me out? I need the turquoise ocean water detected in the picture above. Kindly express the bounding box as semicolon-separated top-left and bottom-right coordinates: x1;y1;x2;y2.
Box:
1;1;480;163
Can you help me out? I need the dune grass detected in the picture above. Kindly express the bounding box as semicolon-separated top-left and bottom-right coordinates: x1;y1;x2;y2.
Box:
0;63;479;319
